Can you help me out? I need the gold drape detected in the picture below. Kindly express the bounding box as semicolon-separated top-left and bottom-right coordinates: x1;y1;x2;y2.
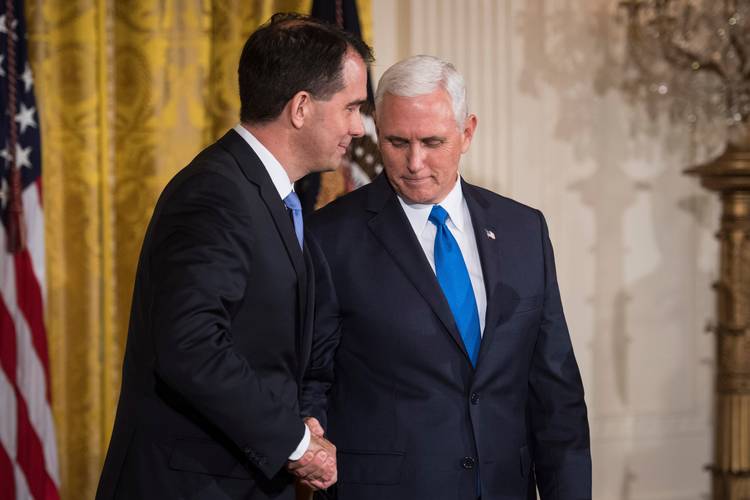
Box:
18;1;388;498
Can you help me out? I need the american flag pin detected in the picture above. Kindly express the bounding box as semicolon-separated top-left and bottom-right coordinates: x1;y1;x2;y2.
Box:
485;229;496;240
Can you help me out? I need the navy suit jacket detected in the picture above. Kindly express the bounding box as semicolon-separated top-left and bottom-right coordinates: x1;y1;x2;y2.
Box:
96;130;312;500
303;174;591;500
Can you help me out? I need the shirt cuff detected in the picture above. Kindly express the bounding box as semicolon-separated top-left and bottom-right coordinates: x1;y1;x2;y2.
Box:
288;423;311;461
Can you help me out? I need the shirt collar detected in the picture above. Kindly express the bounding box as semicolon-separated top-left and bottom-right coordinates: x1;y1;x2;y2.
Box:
233;123;294;199
397;174;466;235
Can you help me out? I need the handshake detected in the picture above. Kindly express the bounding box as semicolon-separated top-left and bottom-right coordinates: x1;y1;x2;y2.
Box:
287;417;337;490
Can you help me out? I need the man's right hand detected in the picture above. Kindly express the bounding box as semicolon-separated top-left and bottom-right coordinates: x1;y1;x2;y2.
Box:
287;432;337;490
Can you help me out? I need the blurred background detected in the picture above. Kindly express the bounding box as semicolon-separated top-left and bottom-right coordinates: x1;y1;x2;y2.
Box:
4;0;737;498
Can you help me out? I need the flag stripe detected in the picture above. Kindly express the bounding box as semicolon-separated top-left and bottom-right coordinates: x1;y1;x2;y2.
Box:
14;250;50;396
44;475;60;500
15;384;47;500
0;438;16;500
0;308;18;455
14;462;33;500
22;184;46;297
0;294;17;378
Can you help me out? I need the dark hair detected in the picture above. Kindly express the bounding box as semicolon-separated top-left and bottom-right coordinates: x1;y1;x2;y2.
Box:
239;13;373;123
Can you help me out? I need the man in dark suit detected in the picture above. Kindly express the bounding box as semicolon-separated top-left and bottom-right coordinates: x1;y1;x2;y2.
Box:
96;14;371;500
303;55;591;500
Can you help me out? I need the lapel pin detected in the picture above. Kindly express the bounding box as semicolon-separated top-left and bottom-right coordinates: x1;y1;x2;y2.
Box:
485;229;496;240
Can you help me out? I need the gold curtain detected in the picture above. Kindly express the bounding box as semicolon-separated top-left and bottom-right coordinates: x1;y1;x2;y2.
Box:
19;0;383;498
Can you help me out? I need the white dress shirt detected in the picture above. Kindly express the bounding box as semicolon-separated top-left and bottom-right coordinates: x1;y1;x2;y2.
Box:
233;124;295;199
233;124;310;460
397;176;487;335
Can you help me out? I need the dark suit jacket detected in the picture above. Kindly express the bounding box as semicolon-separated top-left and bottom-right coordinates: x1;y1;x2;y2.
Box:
303;174;591;500
96;130;314;500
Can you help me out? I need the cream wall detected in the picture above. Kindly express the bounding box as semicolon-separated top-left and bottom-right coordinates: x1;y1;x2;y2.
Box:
372;1;718;499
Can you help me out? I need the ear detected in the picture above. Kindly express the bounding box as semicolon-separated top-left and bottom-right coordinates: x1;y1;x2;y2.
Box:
289;91;312;129
460;114;478;154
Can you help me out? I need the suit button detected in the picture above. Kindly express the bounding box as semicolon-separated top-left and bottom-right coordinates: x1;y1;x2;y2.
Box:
461;457;475;469
470;392;480;405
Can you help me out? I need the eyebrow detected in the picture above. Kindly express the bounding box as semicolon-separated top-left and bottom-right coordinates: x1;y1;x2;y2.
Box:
384;135;446;142
347;98;369;107
384;135;406;142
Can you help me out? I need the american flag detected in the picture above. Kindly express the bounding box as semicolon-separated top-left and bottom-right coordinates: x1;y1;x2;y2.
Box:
0;1;61;499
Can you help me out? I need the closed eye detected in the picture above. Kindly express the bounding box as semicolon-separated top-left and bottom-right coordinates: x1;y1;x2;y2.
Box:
346;99;368;113
386;137;409;148
422;138;445;148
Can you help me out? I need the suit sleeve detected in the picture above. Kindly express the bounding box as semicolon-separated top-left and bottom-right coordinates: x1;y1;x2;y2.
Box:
299;229;343;430
528;211;592;500
147;171;305;478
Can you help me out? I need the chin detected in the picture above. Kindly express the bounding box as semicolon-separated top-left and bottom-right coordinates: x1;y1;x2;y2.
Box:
402;191;435;205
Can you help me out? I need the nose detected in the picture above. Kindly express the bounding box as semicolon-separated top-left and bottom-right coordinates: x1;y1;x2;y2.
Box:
407;144;424;173
350;111;365;138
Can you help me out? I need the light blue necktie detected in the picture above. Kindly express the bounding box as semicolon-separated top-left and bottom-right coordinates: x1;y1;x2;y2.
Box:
429;205;481;366
283;191;303;249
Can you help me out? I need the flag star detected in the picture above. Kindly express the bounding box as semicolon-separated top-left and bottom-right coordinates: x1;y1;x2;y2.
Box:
0;146;10;165
15;144;32;169
21;63;33;92
0;55;5;78
0;177;7;210
15;103;37;134
0;15;17;39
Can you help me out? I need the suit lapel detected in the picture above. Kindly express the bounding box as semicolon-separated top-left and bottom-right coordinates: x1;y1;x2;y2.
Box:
217;130;308;361
462;181;502;367
366;175;471;364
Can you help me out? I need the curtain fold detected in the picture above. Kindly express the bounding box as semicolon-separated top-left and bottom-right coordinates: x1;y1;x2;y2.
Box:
22;1;353;498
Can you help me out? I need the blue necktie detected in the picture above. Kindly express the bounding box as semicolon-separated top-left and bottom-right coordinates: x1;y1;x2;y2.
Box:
283;191;303;249
429;205;481;366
